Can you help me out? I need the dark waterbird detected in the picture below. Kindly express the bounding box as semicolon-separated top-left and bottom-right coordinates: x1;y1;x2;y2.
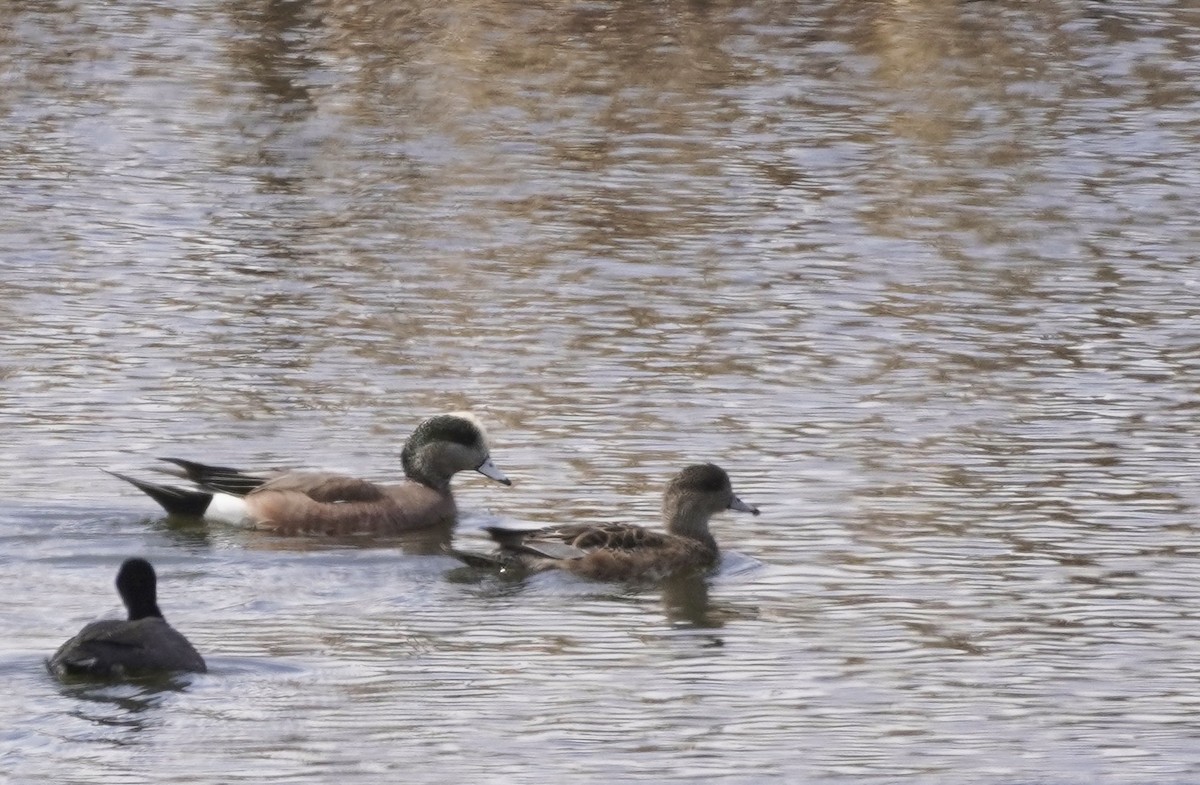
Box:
48;558;206;678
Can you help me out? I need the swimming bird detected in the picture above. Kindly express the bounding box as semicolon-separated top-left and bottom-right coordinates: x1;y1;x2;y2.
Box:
108;413;511;535
453;463;759;581
48;558;206;677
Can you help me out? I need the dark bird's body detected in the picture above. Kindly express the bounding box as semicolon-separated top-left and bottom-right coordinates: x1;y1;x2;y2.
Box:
50;617;205;677
48;558;206;678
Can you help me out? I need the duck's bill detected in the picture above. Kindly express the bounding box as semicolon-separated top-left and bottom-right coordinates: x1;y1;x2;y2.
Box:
476;457;512;486
729;495;759;515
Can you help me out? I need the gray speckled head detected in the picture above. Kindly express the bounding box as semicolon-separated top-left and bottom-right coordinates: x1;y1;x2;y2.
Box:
400;413;509;489
405;414;486;453
116;558;163;621
401;414;485;477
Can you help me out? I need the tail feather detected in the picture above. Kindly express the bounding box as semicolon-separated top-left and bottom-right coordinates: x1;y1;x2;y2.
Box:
444;545;520;570
481;525;527;548
105;470;213;517
481;526;584;560
156;458;270;496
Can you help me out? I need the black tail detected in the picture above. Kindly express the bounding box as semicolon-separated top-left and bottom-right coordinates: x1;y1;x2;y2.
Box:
105;471;213;517
155;458;269;496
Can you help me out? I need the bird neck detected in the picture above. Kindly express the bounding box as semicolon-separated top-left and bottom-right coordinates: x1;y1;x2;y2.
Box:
663;496;718;550
403;449;454;492
126;599;164;621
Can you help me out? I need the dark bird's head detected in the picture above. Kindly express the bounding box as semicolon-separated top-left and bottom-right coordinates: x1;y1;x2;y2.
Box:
116;557;164;621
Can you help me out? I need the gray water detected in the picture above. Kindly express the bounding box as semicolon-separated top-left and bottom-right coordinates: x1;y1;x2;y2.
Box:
4;1;1200;782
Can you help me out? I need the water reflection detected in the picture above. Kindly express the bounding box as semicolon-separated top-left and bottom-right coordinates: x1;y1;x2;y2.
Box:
660;572;722;630
55;673;195;735
151;513;456;554
4;0;1200;782
446;560;741;634
246;521;456;555
150;515;216;549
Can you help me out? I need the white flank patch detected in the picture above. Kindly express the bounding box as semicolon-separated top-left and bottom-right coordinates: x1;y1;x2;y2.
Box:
205;493;254;527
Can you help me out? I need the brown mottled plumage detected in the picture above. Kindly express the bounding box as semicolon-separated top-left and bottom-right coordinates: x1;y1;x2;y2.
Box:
109;413;511;535
457;463;759;581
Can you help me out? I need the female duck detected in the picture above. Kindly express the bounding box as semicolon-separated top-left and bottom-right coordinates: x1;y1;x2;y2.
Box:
457;463;758;581
110;413;511;535
49;558;206;677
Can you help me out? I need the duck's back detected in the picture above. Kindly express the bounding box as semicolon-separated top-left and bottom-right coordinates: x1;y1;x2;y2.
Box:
49;618;207;677
252;472;389;502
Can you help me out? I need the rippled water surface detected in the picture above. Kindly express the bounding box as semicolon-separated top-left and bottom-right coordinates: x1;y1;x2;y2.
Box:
4;1;1200;782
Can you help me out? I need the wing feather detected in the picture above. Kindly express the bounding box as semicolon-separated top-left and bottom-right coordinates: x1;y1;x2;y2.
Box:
253;473;388;503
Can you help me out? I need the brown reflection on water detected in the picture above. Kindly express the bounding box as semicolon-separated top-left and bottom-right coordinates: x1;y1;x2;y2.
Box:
4;1;1200;782
151;513;456;555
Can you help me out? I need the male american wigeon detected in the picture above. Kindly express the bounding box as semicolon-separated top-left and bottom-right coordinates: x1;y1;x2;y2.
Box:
453;463;759;581
48;558;206;678
110;413;511;535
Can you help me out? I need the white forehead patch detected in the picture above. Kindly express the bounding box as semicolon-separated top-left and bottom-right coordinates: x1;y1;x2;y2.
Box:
447;410;490;448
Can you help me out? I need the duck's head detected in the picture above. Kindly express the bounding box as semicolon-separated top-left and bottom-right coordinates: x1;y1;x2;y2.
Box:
401;412;512;490
116;557;164;621
663;463;758;538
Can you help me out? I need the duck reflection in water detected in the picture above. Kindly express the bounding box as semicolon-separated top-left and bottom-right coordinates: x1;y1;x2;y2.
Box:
661;571;722;629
